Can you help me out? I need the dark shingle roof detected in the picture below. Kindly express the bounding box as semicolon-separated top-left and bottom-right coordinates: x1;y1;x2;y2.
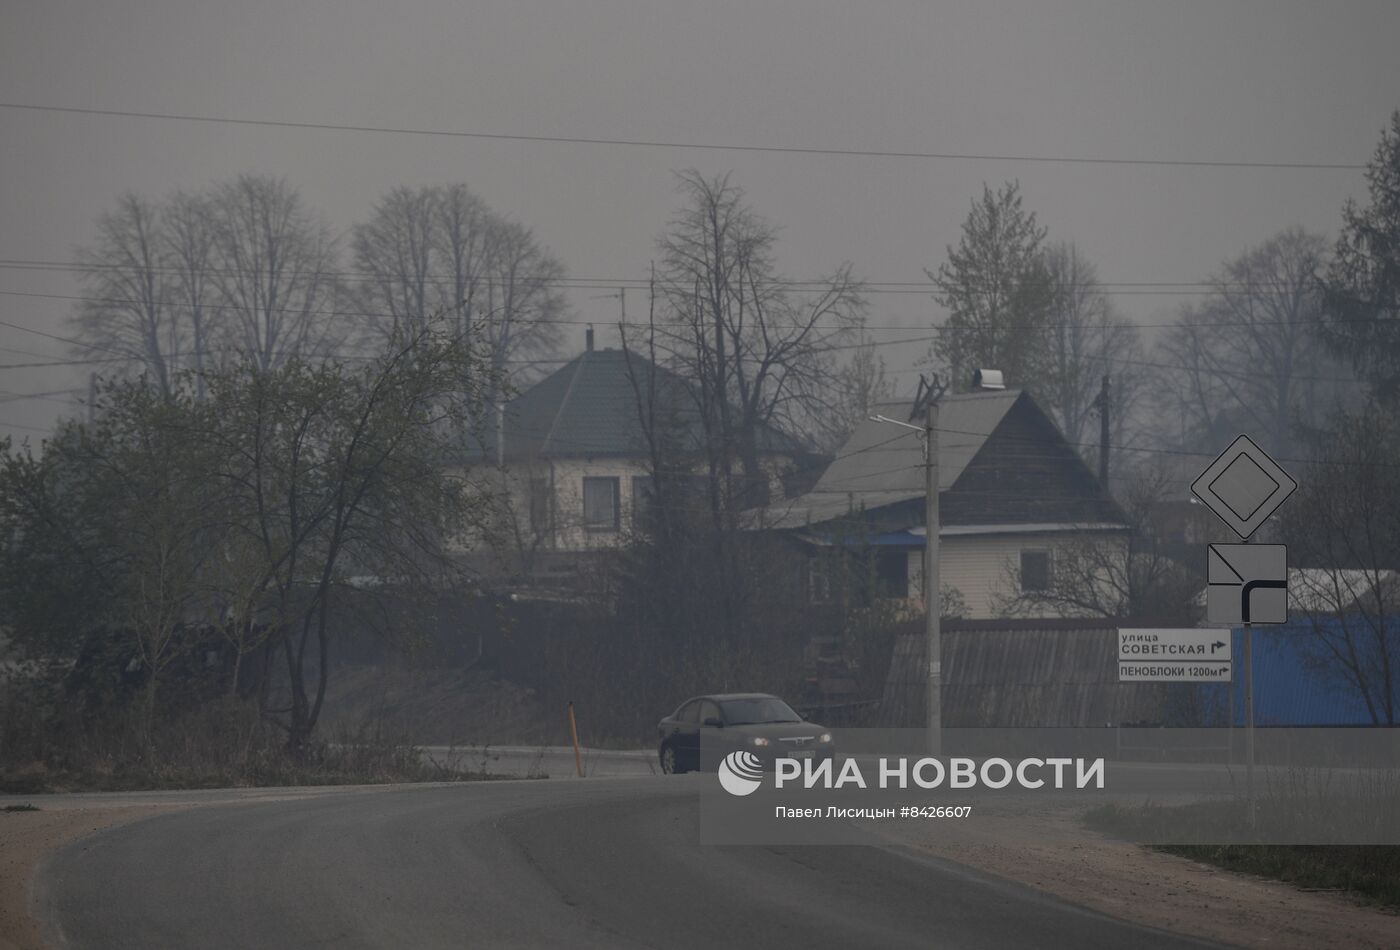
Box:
479;348;804;460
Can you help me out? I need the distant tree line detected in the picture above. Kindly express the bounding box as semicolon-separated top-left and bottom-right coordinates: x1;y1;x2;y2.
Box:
70;175;567;401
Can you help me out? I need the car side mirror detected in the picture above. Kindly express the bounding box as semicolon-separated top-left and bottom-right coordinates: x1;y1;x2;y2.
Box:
702;716;724;728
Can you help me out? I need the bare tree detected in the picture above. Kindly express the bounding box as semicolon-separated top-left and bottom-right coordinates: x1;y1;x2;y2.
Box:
164;190;216;397
810;336;893;454
72;194;181;395
1154;228;1339;457
1041;242;1145;460
655;169;865;509
436;184;495;339
352;186;440;341
351;184;566;399
478;217;567;394
1283;405;1400;725
206;175;341;371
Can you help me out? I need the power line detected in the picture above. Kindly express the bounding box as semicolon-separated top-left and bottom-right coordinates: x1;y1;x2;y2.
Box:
0;418;52;434
0;257;1320;292
0;102;1366;171
0;387;83;402
0;286;1382;336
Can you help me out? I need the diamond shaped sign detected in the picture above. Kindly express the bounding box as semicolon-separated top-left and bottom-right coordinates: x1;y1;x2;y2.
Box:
1191;435;1296;540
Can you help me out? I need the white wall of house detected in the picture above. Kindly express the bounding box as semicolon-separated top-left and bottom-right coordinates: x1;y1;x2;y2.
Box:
905;530;1129;619
465;453;798;559
540;456;653;552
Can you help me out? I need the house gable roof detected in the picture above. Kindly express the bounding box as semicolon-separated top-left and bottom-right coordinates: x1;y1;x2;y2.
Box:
477;348;804;460
765;389;1124;530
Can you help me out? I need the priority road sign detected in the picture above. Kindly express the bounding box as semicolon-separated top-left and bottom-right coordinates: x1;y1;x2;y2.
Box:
1190;434;1297;540
1207;543;1287;625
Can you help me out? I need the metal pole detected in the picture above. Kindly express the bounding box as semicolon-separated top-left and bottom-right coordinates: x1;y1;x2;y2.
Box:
925;400;941;755
1242;531;1255;828
1245;621;1255;827
567;701;585;778
1098;374;1110;486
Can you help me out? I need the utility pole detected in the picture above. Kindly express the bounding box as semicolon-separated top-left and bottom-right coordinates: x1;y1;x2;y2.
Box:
1098;374;1111;486
871;378;943;754
924;398;941;756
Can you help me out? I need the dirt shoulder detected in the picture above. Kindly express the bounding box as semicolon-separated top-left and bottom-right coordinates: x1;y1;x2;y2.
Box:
0;785;407;950
884;802;1400;950
1;805;172;950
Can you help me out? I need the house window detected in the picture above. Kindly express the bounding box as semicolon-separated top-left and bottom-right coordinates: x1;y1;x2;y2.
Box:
809;567;832;604
528;477;551;533
631;475;655;529
876;549;909;599
1020;549;1051;592
582;476;620;531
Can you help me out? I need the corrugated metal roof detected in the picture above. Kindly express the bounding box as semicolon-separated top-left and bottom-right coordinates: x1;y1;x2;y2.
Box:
881;625;1170;728
765;389;1102;530
817;391;1020;496
880;621;1394;729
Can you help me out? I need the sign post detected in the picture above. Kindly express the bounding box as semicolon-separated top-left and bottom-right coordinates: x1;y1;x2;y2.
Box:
1190;434;1296;828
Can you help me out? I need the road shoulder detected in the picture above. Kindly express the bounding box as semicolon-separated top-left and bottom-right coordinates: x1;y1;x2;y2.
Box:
2;805;174;950
886;803;1400;950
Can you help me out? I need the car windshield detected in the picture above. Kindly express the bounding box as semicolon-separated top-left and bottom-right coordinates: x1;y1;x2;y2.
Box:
720;698;801;725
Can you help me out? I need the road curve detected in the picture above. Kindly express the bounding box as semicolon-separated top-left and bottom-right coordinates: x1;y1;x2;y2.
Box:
35;776;1222;949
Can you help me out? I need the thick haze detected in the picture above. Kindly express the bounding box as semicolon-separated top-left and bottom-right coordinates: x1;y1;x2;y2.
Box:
2;0;1398;441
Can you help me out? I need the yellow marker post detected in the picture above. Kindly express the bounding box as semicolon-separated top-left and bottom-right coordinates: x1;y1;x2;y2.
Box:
567;702;585;777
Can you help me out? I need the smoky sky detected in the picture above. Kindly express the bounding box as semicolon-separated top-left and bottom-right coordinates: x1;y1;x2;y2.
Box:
2;0;1398;440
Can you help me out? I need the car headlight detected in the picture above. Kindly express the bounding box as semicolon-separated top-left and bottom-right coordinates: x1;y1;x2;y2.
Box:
818;733;832;743
750;736;770;747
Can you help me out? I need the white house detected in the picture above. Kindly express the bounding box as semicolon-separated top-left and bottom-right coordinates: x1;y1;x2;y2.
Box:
763;389;1129;619
465;335;812;585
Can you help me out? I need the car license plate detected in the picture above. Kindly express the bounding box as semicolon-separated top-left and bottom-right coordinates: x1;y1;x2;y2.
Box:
788;750;814;759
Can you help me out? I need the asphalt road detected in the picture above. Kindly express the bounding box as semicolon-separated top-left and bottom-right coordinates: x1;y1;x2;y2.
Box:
34;775;1224;950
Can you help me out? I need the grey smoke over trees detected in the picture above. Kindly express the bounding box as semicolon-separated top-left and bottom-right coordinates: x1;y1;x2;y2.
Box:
72;177;567;403
1041;241;1144;458
652;169;866;505
1154;227;1338;458
73;175;341;384
351;184;567;397
927;181;1054;392
73;194;184;396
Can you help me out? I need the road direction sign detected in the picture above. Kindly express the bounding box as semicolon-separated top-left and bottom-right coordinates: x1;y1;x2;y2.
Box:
1207;543;1287;625
1118;660;1233;682
1190;434;1297;540
1118;628;1232;682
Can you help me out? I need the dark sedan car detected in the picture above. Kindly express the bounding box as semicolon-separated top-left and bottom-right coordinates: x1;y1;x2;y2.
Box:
657;692;834;774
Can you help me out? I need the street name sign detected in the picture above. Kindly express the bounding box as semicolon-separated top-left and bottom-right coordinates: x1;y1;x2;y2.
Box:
1118;628;1232;682
1207;543;1288;625
1189;434;1296;541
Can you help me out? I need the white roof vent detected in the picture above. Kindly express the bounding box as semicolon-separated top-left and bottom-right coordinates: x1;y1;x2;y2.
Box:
972;368;1005;391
